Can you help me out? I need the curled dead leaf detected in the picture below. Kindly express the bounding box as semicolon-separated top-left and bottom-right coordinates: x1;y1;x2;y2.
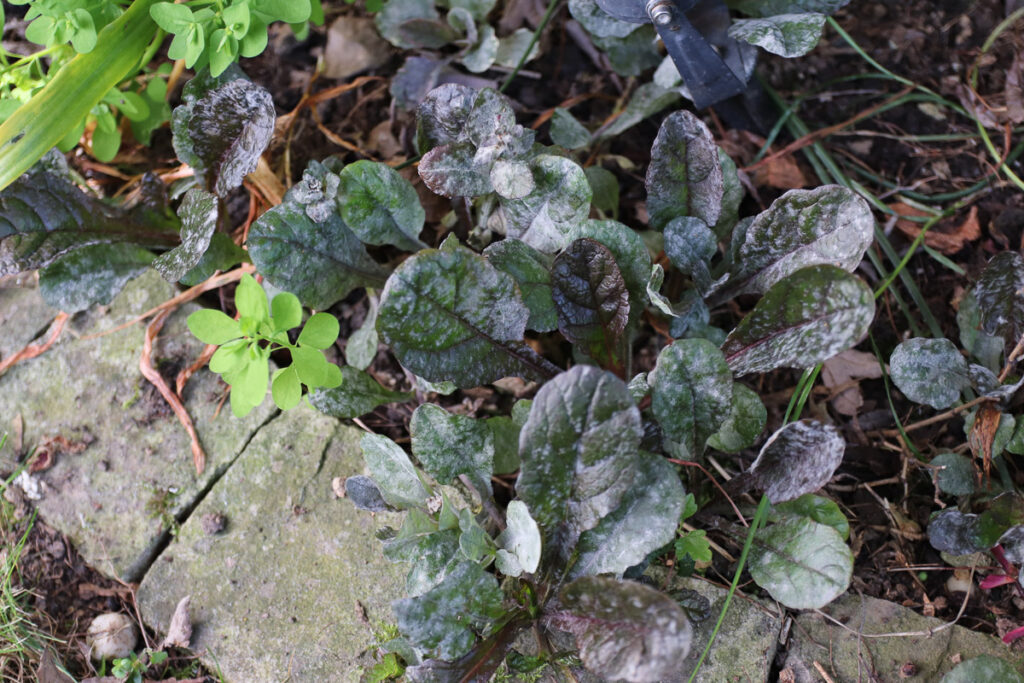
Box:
889;203;980;255
821;349;884;416
161;595;192;649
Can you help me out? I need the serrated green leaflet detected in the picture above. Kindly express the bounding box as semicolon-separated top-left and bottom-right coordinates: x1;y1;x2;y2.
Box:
377;243;558;386
722;265;875;376
410;404;494;496
750;517;852;609
516;366;641;534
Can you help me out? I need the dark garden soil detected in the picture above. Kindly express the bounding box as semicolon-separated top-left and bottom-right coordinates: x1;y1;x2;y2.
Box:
3;0;1024;679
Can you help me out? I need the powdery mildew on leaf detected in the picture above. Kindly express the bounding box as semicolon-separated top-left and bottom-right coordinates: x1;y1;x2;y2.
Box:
707;383;767;452
383;516;462;597
890;337;969;410
38;243;155;312
419;141;494;198
484;238;557;332
728;13;826;58
568;220;652;306
377;244;555;387
664;216;717;294
927;509;984;555
309;367;412;419
568;0;639;39
502;155;592;253
645;111;723;230
337;160;427;251
722;185;873;300
495;500;542;576
410;403;494;496
154;188;218;282
516;366;641;534
975;251;1024;348
570;453;685;578
547;577;692;682
734;0;850;16
650;339;733;458
750;517;852;609
360;433;430;510
247;202;388;310
749;420;845;503
343;475;392;512
722;265;875;376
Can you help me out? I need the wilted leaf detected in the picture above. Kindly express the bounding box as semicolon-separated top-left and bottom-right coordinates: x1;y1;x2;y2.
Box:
344;475;393;512
552;238;630;367
941;656;1024;683
890;203;980;255
749;420;845;503
571;453;685;578
721;185;874;300
516;365;641;534
547;577;692;683
393;561;505;660
728;13;826;58
650;339;733;458
38;244;155;313
889;337;969;410
502;155;592;254
360;433;430;510
975;251;1024;348
645;111;723;230
707;383;767;452
495;500;542;577
309;367;412;419
722;265;875;376
172;76;275;197
337;160;428;251
247;202;388;310
484;239;557;332
377;244;555;387
750;517;852;609
411;404;494;496
930;453;976;497
154;188;219;282
161;596;193;649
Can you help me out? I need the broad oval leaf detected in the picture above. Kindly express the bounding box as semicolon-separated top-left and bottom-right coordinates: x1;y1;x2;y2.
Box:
309;366;413;419
664;216;717;293
393;561;505;661
927;509;985;555
941;656;1024;683
419;141;493;198
773;493;849;540
410;404;494;496
890;337;969;410
484;238;557;332
650;339;733;458
247;202;388;310
571;453;685;578
344;475;392;512
547;577;692;683
645;110;723;230
360;432;430;510
750;517;852;609
722;185;874;300
377;243;556;387
707;383;767;452
337;160;427;251
957;288;1004;370
154;188;219;282
171;76;274;197
930;452;976;497
552;238;630;368
728;13;826;58
722;265;875;376
495;500;542;577
416;82;475;148
502;155;592;254
38;243;155;313
750;420;845;503
516;365;642;534
383;511;462;596
568;220;652;306
975;251;1024;348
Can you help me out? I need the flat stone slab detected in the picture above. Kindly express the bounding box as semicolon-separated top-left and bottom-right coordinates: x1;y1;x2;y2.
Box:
0;284;57;361
0;270;275;580
138;405;406;681
783;593;1024;681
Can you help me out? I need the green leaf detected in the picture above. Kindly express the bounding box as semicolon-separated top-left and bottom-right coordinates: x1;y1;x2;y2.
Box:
253;0;311;23
975;251;1024;349
309;366;412;419
568;219;652;307
494;501;541;577
722;265;875;376
229;344;270;417
571;452;685;578
171;75;275;196
375;0;438;48
584;166;619;215
188;308;243;345
270;292;302;332
457;508;494;562
247;202;388;310
151;1;195;31
501;155;592;254
714;149;744;239
271;366;302;410
517;365;641;534
297;312;339;349
728;13;826;58
208;30;238;78
210;339;247;374
360;433;430;510
958;289;1003;371
382;512;461;596
719;185;874;301
180;233;248;286
592;26;662;77
462;24;499;73
337;160;427;251
664;216;718;294
733;0;850;17
154;188;219;282
392;561;505;660
548;577;692;682
773;493;849;540
410;404;494;496
489;160;534;200
596;82;682;141
941;656;1024;683
750;420;845;504
484;239;557;333
550;108;591;149
890;337;969;410
345;297;379;370
927;509;985;555
234;272;269;322
650;339;733;458
645;110;723;230
930;453;976;497
377;244;554;387
552;238;630;368
707;383;767;452
38;244;155;313
750;517;852;609
290;345;331;387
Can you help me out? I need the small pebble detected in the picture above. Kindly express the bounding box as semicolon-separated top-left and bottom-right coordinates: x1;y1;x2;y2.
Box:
201;512;227;535
86;612;137;661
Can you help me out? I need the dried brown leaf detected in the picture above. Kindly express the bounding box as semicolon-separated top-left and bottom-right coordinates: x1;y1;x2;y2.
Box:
1007;52;1024;125
161;595;192;649
821;349;883;416
752;154;809;190
890;203;980;255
